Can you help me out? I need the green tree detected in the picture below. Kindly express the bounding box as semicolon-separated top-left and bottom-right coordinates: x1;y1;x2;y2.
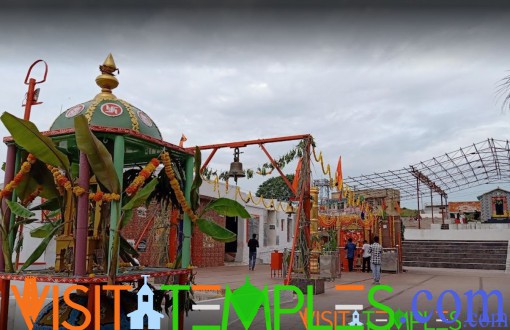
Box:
255;174;294;200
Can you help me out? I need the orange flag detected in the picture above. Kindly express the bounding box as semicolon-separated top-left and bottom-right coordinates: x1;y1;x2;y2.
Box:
292;158;302;194
335;156;343;197
179;134;187;147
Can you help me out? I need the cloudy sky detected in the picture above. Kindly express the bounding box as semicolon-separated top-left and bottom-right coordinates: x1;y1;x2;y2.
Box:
1;2;510;207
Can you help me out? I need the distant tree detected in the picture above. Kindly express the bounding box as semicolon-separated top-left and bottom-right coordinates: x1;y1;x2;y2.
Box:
255;174;295;200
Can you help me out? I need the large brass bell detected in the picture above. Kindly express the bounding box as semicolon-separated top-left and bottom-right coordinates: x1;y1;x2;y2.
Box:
285;203;295;215
228;147;245;183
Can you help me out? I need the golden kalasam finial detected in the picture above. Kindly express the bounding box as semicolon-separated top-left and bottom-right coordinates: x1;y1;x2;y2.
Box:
95;53;119;99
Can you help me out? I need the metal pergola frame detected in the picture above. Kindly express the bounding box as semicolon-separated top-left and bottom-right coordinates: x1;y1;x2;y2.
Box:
344;138;510;227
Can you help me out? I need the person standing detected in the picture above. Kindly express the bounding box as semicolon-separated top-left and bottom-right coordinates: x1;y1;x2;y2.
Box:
248;234;259;271
369;236;382;284
344;238;357;272
361;240;371;273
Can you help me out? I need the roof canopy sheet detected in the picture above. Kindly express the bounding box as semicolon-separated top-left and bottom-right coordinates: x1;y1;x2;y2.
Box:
345;138;510;200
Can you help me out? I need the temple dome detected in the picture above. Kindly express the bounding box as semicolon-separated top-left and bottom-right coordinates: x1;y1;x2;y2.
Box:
49;54;162;141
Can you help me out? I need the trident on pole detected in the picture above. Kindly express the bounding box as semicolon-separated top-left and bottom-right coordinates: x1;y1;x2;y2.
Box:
22;59;48;120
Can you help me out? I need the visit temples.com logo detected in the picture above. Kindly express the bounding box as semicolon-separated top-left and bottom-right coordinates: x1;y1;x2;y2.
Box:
12;276;508;329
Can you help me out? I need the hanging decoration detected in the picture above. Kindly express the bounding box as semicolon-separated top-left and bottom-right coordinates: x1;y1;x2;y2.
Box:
125;158;160;196
161;151;198;222
0;153;36;198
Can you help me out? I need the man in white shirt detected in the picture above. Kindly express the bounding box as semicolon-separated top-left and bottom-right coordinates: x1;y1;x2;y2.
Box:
361;240;371;273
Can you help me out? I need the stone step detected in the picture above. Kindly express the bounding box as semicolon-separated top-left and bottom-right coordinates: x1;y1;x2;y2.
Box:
403;256;507;263
402;241;508;246
403;251;507;258
403;245;508;250
403;261;506;270
403;249;507;256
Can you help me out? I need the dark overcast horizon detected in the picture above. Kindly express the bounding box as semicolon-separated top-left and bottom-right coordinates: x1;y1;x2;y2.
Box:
1;1;510;207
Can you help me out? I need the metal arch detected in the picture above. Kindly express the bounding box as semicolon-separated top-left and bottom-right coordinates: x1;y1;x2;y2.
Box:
472;142;490;182
418;160;451;191
344;138;510;201
444;151;470;189
488;138;502;179
459;146;479;183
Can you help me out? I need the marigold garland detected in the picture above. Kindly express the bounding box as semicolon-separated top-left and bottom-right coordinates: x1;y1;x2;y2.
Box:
125;158;160;196
22;185;43;205
161;151;198;222
73;186;120;202
0;154;36;198
47;165;72;191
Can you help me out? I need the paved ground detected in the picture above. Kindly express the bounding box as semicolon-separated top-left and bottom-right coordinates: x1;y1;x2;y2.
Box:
182;265;510;329
3;265;509;329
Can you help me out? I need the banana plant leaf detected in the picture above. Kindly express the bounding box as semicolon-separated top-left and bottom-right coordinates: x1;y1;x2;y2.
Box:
74;115;120;194
29;197;61;211
202;198;251;218
197;218;237;243
19;221;64;272
31;160;60;199
14;234;23;254
0;112;70;172
119;209;134;231
6;200;35;218
15;160;59;202
14;175;39;203
120;234;140;258
190;146;202;212
30;219;63;238
122;178;158;211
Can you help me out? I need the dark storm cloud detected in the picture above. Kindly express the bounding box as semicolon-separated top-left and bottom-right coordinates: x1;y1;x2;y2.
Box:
1;4;510;202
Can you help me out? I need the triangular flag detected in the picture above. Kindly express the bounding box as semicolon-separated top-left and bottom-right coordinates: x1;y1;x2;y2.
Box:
335;156;343;197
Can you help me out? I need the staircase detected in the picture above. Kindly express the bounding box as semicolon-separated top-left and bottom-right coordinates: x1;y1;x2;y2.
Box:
402;240;508;270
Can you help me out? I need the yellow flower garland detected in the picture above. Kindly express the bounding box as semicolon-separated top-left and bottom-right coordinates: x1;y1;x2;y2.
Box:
161;151;198;222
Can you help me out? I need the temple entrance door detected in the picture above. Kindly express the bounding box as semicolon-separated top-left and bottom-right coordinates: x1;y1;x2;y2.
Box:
340;224;365;272
224;216;238;262
495;200;505;216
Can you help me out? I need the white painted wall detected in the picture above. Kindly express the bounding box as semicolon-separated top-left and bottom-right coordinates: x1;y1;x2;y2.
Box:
201;181;294;264
405;227;510;241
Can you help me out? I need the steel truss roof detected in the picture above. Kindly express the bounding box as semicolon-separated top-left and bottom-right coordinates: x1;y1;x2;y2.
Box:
344;138;510;200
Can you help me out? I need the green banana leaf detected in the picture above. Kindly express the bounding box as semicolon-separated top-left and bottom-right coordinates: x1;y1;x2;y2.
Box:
120;234;140;258
202;198;251;218
30;219;63;238
14;175;39;203
74;115;120;194
122;178;158;211
190;146;202;212
30;198;61;211
197;218;237;243
19;221;63;272
119;209;134;231
6;200;35;218
70;162;80;179
0;112;70;172
15;160;60;202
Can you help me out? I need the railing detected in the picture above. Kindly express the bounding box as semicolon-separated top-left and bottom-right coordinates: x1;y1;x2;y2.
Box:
283;249;341;280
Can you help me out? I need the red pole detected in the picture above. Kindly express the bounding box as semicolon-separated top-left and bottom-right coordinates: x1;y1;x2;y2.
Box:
75;152;90;275
259;144;296;196
24;78;36;120
14;61;47;270
284;187;306;285
0;144;16;330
